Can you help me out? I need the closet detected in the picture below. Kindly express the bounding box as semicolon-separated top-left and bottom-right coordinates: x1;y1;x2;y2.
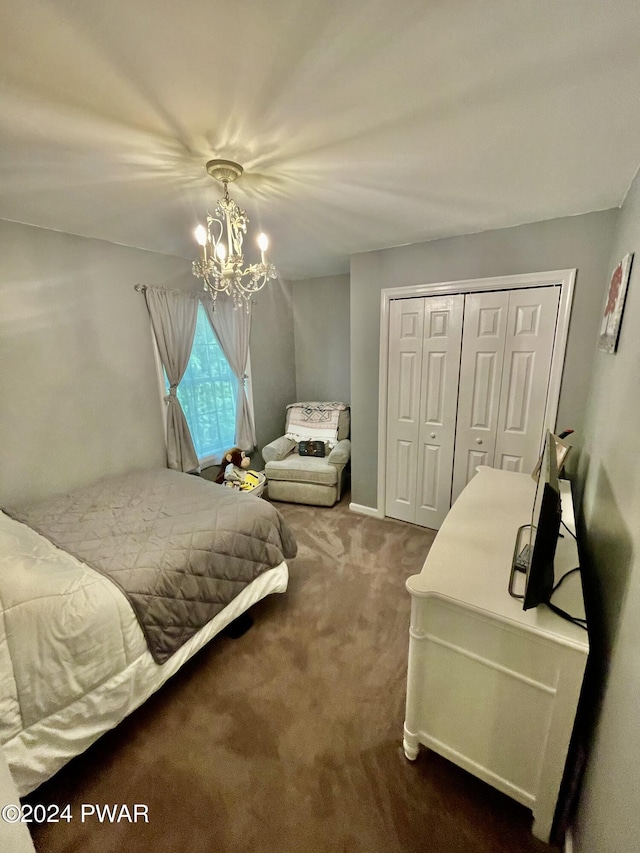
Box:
384;284;561;529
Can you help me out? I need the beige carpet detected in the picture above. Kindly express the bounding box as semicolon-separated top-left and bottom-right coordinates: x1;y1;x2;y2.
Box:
26;495;554;853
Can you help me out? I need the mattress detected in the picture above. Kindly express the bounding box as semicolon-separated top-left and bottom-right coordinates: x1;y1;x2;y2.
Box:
0;510;288;795
4;467;297;664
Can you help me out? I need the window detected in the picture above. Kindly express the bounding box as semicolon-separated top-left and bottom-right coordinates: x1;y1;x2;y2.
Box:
165;303;238;466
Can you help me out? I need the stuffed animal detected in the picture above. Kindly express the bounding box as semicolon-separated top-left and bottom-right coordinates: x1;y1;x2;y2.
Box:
215;447;251;487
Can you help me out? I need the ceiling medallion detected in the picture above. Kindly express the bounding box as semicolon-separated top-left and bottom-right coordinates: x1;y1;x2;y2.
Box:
192;159;277;310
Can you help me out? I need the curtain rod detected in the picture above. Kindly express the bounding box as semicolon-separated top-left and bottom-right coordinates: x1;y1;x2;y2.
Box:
134;284;199;296
134;283;256;304
134;283;196;295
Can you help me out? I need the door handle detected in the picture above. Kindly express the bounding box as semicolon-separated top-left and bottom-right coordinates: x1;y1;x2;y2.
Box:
476;438;483;445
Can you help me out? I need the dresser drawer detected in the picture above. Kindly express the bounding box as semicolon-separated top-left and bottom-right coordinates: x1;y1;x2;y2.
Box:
411;596;561;690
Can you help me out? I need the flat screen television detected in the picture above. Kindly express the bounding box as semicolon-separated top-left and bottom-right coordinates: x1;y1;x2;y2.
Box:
509;431;562;609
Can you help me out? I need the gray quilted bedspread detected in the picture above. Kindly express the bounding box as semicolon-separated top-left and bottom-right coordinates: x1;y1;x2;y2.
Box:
5;468;297;664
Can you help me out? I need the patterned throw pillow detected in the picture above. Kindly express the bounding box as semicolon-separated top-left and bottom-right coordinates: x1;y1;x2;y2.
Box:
298;440;326;457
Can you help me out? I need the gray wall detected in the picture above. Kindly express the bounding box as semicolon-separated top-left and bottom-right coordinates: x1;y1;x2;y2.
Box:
0;219;295;502
0;220;193;505
292;274;350;404
350;210;619;508
572;173;640;853
250;277;296;471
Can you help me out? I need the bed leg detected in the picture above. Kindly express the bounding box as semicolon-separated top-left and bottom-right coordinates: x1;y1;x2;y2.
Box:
224;612;254;638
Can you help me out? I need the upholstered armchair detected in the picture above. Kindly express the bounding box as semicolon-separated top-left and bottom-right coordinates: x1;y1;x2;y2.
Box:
262;403;350;506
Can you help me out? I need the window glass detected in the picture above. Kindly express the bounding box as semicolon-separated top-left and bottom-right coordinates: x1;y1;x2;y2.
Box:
166;303;238;465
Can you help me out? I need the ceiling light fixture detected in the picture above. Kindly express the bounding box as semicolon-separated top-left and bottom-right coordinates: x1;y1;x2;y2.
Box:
192;159;277;309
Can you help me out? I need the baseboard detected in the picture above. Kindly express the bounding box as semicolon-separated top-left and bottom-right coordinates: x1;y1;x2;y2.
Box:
349;502;384;519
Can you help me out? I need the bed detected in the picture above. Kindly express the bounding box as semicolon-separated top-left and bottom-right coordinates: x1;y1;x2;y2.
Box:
0;468;296;796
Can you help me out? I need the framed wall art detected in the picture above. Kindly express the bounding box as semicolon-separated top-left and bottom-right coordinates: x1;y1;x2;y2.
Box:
598;252;633;353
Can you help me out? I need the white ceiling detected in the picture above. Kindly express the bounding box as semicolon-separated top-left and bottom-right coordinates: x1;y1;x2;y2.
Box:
1;0;640;280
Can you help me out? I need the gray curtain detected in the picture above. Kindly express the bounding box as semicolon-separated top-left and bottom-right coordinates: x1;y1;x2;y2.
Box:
200;297;257;450
144;287;199;473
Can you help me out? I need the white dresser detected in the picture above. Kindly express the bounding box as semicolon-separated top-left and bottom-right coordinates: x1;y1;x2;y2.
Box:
403;466;588;842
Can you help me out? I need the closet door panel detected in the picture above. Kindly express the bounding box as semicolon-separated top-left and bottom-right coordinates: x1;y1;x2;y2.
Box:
462;448;491;483
385;299;424;523
451;292;509;503
494;287;560;473
415;295;464;528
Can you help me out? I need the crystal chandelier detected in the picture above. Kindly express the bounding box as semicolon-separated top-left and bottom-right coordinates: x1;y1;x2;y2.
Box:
192;159;277;309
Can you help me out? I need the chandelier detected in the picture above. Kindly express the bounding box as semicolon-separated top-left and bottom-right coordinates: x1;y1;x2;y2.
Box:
192;159;277;309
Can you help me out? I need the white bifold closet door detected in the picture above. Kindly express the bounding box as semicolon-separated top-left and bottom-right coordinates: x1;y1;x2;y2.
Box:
451;286;560;503
385;295;464;528
385;285;561;529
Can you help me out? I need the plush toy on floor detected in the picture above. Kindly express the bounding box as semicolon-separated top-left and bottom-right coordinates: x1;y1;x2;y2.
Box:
215;447;266;497
215;447;251;488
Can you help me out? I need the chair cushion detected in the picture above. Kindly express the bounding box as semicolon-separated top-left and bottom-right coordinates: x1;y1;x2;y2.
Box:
265;454;338;486
336;408;350;441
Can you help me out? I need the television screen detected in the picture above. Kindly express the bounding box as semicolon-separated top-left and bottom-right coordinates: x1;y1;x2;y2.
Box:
523;432;562;609
509;431;562;609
